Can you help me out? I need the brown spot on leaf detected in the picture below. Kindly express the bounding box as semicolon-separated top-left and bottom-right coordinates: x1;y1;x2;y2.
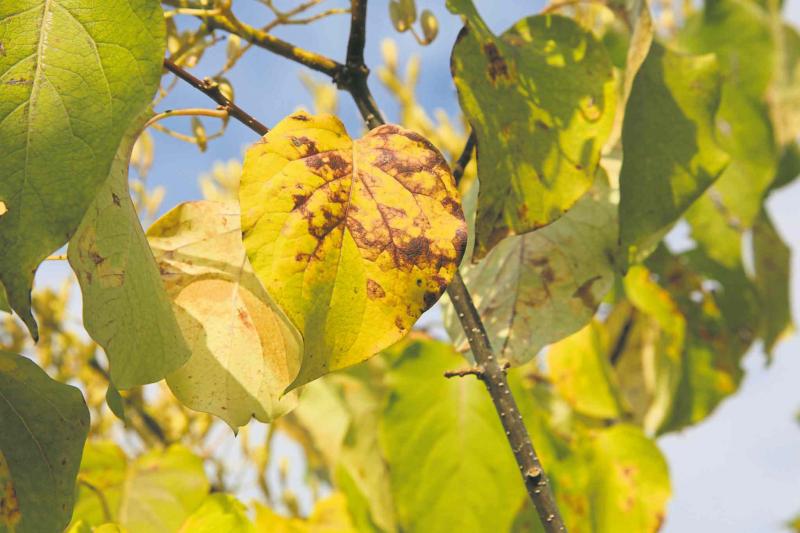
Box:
572;275;602;308
483;42;510;83
111;193;121;206
423;290;439;309
291;113;310;121
541;266;555;284
395;316;405;330
366;279;385;299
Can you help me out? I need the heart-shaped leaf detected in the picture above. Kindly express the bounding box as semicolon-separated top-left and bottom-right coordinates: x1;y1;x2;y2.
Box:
240;112;467;389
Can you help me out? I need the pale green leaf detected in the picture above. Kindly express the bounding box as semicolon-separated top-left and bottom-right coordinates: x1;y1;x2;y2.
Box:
380;339;522;533
448;3;616;257
72;442;209;532
619;42;728;262
0;0;166;336
442;175;617;365
148;201;302;428
68;116;191;389
0;351;89;533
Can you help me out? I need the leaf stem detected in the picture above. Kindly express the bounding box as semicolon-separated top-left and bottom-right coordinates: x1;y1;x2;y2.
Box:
144;107;229;129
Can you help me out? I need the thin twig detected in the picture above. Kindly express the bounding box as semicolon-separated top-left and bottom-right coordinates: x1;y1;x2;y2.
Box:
144;107;228;129
452;130;477;185
443;366;485;379
163;58;269;135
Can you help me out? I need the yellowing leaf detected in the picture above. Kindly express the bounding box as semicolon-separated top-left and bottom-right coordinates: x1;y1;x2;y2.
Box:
178;494;255;533
240;112;467;388
448;2;616;257
547;321;623;420
147;201;302;428
0;0;166;336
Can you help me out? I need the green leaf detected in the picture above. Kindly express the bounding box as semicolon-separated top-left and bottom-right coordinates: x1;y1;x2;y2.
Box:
442;174;617;365
448;3;616;257
0;284;8;314
67;115;191;389
380;339;523;533
0;351;89;533
0;0;166;336
753;210;793;356
104;383;126;422
619;42;728;262
147;201;302;428
72;442;209;532
178;494;254;533
240;112;466;389
547;321;623;420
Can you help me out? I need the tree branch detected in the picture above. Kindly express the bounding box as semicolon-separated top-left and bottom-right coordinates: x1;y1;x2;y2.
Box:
452;130;477;185
163;59;269;135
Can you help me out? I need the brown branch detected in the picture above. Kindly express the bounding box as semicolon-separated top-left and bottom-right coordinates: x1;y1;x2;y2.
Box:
443;366;485;379
163;58;269;135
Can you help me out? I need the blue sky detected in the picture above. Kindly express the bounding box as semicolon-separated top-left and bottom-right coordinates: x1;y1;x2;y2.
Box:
32;0;800;530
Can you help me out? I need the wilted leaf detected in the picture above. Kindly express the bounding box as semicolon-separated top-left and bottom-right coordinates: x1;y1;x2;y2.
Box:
752;211;793;357
443;174;617;365
380;339;523;533
178;494;254;533
547;321;623;420
148;201;302;428
449;3;616;257
240;112;466;389
72;442;209;532
0;351;89;533
0;0;166;335
619;42;728;262
68;115;191;389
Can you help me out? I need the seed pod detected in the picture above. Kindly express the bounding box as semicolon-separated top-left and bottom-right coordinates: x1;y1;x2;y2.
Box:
420;10;439;44
389;1;409;32
399;0;417;23
226;34;241;62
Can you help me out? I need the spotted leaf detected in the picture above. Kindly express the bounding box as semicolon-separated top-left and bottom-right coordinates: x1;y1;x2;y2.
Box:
449;2;616;257
240;112;467;389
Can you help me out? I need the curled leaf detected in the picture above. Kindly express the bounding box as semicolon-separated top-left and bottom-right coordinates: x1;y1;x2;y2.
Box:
240;112;467;389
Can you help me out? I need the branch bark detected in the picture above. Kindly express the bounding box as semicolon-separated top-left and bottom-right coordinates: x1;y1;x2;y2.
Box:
163;58;269;135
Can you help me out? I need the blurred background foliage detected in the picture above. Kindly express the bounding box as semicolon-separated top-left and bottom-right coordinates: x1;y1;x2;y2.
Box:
2;0;800;531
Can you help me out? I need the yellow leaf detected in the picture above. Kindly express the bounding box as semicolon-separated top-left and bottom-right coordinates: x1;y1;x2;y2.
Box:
240;112;467;389
148;201;302;428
